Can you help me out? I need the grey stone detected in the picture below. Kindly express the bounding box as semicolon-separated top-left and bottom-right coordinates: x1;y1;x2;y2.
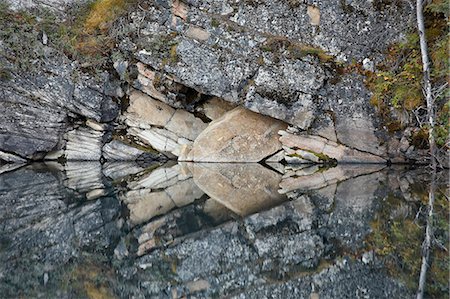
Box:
64;127;103;161
279;131;386;164
103;140;148;161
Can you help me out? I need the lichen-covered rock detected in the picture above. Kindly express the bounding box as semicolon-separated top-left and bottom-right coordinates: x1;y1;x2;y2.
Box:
187;107;287;162
4;0;87;14
0;79;68;159
0;51;119;160
320;74;387;156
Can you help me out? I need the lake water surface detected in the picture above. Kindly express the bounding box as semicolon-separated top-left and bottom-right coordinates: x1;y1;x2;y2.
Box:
0;162;448;298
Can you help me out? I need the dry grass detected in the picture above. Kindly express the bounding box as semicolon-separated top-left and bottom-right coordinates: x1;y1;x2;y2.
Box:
84;0;127;33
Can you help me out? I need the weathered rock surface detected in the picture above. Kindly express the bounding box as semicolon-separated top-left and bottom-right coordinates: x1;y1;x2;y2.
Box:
320;74;387;156
279;130;386;164
125;89;207;141
0;0;423;164
200;97;236;121
0;151;27;163
0;50;119;160
108;0;415;159
64;127;103;161
103;140;153;161
187;107;287;162
5;0;86;14
125;90;176;129
165;109;208;141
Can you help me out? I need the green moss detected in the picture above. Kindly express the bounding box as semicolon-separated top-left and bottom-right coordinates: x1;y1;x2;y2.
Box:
169;44;178;64
0;0;134;71
257;56;265;65
288;44;334;63
260;37;334;63
211;17;220;28
435;100;449;147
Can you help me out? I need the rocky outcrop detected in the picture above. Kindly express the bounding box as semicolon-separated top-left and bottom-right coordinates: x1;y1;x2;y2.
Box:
103;140;153;161
0;49;119;160
64;127;103;161
110;0;414;160
0;0;428;164
5;0;86;14
123;90;207;159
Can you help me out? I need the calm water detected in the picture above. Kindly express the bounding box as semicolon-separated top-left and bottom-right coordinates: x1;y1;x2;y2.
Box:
0;162;448;298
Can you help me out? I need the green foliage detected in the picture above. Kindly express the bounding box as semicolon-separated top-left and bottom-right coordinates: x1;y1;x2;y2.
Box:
211;17;220;28
0;2;44;70
425;0;450;16
367;33;423;113
435;100;450;147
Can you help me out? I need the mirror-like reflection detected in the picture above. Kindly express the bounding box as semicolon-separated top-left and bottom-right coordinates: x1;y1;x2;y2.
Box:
0;162;448;298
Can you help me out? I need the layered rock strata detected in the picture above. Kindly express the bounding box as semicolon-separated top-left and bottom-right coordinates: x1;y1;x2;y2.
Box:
0;0;427;165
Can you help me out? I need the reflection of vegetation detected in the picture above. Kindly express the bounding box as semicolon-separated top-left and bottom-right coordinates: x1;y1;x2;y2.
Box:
365;186;449;297
365;0;449;146
61;255;118;299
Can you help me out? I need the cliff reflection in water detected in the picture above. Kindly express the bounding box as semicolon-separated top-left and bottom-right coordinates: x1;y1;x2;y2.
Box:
0;162;448;298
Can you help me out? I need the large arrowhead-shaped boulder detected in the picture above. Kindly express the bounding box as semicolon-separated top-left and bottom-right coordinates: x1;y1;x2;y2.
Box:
186;107;287;162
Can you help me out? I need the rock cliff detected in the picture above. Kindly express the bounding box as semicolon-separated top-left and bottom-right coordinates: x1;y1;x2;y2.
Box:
0;0;439;165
